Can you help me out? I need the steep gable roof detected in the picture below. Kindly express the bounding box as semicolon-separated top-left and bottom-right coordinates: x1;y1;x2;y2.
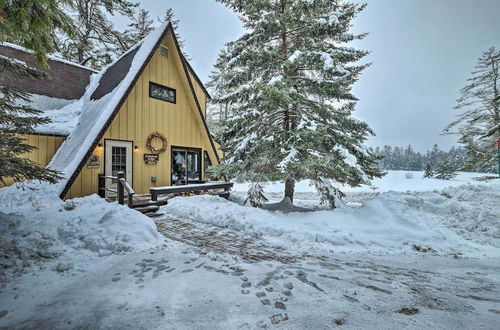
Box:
47;23;219;199
182;53;212;100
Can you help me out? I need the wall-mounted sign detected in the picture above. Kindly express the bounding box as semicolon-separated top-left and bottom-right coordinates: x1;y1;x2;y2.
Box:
144;154;159;165
87;154;100;168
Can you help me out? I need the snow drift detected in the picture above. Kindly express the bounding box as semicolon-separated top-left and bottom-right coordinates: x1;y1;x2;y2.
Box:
0;187;162;279
162;181;500;258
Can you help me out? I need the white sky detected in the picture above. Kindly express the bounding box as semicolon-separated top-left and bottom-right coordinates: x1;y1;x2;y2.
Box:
122;0;500;152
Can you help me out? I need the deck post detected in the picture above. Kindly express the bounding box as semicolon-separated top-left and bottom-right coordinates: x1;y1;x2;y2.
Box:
117;172;125;205
128;193;133;208
151;191;157;202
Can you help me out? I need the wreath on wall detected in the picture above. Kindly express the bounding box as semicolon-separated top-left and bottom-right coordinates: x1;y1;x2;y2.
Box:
146;132;168;153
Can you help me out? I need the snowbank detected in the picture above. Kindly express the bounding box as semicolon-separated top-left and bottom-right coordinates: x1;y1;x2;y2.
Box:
161;181;500;258
0;185;162;279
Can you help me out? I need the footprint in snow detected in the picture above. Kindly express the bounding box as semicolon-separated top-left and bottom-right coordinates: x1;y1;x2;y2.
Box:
274;301;286;310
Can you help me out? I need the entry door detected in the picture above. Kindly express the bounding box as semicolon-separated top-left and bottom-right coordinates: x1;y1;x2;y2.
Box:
171;148;201;185
105;140;133;197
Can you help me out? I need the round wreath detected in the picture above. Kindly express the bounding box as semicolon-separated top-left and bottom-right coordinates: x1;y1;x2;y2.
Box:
146;132;168;153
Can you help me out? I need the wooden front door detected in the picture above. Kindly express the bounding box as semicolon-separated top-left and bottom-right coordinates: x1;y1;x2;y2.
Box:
105;140;133;197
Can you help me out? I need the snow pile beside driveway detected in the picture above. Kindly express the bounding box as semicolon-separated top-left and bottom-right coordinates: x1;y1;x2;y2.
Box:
0;186;162;278
162;181;500;258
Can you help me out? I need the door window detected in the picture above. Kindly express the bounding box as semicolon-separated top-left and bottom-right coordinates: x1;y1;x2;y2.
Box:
111;146;127;177
171;148;201;185
187;150;200;181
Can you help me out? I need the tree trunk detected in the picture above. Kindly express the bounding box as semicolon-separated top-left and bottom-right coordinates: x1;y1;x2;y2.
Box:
284;178;295;204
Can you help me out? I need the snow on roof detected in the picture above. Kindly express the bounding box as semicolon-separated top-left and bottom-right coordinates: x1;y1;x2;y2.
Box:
48;23;170;195
0;42;97;73
17;94;81;136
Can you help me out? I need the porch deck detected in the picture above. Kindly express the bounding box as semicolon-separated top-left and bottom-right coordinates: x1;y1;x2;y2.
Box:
150;181;233;201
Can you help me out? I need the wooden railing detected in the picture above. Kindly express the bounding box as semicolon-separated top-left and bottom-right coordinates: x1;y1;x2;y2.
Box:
150;181;233;201
100;172;135;207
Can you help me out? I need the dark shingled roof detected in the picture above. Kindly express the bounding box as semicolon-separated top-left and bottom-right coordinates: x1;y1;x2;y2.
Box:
0;44;95;100
90;46;141;100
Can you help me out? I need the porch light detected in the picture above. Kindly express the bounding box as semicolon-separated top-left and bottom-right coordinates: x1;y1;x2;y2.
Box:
134;145;139;151
97;143;103;149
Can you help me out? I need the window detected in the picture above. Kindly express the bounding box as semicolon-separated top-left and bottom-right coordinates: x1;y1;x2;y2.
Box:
171;147;202;185
160;45;168;58
149;82;176;103
204;151;212;173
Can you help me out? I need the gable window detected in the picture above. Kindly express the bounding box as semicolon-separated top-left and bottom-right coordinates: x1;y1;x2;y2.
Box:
149;82;176;104
160;45;168;58
204;151;213;173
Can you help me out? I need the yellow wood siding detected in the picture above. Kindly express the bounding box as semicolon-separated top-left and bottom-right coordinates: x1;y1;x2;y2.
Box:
0;134;65;187
187;69;207;117
66;31;219;199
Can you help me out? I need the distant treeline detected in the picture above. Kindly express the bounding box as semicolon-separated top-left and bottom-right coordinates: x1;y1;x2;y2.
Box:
370;145;494;173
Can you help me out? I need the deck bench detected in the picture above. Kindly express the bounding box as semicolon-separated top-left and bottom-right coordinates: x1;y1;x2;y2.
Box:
150;181;233;201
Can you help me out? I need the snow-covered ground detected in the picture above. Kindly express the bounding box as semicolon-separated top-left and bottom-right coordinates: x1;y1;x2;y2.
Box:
233;171;495;194
164;182;500;258
0;172;499;329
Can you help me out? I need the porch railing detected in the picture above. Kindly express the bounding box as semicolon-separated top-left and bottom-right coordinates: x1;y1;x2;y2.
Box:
100;172;135;207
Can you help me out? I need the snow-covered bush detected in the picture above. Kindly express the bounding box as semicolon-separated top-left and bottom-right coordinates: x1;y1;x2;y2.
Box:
405;173;414;179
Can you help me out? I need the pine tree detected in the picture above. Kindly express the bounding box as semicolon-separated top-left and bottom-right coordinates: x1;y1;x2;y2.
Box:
423;162;433;178
207;47;238;134
126;8;154;45
0;0;69;184
443;47;500;173
212;0;383;206
434;159;457;180
158;8;190;60
429;144;443;167
246;182;269;207
55;0;138;70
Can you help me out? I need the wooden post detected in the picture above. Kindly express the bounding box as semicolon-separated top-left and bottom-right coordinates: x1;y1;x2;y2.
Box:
117;172;124;205
151;191;157;202
128;193;133;208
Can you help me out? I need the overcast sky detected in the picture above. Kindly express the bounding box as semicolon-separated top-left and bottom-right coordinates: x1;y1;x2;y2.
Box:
131;0;500;152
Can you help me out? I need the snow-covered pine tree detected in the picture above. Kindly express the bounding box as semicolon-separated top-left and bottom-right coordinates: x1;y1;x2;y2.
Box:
212;0;383;207
311;177;346;208
434;159;457;180
125;8;155;46
55;0;138;70
206;47;239;134
423;162;433;178
0;0;67;184
429;144;443;167
443;47;500;173
158;8;190;60
246;181;269;207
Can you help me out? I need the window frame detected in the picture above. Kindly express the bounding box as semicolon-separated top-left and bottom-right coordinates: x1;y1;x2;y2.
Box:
160;45;168;58
149;81;176;104
170;146;202;185
204;151;213;173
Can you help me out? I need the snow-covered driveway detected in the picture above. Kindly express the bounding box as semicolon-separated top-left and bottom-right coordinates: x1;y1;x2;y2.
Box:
2;215;499;329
